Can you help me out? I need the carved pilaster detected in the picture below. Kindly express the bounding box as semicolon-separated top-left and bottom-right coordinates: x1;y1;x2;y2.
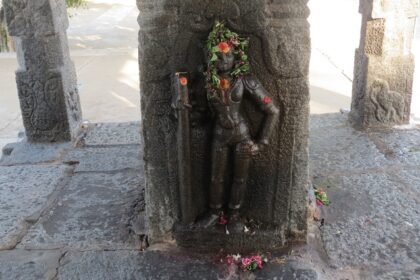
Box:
138;0;310;250
351;0;419;127
2;0;82;142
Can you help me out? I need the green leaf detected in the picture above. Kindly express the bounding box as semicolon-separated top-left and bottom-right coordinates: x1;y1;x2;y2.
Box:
210;53;218;62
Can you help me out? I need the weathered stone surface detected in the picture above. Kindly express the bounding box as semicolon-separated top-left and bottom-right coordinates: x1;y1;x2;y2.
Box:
0;165;66;250
310;114;420;279
368;127;420;166
81;122;141;146
309;112;350;131
174;224;286;253
0;141;71;166
57;250;317;280
310;116;392;176
254;260;318;280
0;249;61;280
351;0;419;127
58;251;222;280
138;0;311;247
20;171;144;250
2;0;68;37
63;146;142;172
2;0;82;142
320;172;420;278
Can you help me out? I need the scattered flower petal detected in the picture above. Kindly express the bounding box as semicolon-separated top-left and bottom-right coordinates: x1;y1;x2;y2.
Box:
263;96;272;104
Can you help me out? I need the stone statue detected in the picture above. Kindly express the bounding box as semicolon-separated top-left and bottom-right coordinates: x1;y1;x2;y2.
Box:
173;22;280;232
369;79;405;124
196;22;280;231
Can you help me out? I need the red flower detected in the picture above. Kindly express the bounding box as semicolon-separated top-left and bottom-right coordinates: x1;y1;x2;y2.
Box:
220;79;230;89
241;258;252;266
263;96;272;104
251;255;263;269
218;42;231;54
218;213;228;225
179;77;188;86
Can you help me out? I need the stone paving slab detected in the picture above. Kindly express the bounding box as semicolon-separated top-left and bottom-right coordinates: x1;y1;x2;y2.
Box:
0;142;72;166
310;124;392;176
0;165;67;250
57;250;318;280
309;112;350;131
320;172;420;279
368;127;420;166
0;249;61;280
20;170;144;250
63;145;142;172
82;122;141;146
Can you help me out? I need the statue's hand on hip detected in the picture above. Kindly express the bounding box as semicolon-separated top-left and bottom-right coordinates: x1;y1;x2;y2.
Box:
242;140;260;156
255;139;270;154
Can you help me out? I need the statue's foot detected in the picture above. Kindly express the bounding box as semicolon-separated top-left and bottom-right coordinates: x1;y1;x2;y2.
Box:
195;210;221;229
227;211;246;234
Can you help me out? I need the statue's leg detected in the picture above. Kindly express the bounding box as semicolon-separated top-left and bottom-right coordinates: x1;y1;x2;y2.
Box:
229;141;252;210
226;141;252;232
196;141;228;228
209;142;229;210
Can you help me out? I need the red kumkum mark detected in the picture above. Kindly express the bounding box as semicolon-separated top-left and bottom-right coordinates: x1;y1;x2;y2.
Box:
263;96;272;104
179;77;188;86
220;79;230;89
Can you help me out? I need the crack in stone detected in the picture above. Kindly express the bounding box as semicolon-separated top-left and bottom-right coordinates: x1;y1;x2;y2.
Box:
367;132;396;159
6;166;77;251
51;250;68;280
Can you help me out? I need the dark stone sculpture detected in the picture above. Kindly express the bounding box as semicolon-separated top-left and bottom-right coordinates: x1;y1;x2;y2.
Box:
173;23;279;233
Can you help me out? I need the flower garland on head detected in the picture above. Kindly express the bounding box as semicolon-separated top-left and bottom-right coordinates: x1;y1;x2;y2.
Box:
205;21;250;100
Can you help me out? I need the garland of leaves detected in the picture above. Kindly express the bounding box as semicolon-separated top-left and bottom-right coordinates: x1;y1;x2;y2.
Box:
205;21;250;100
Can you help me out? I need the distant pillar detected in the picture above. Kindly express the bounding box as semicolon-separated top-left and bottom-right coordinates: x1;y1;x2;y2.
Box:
2;0;82;142
351;0;419;127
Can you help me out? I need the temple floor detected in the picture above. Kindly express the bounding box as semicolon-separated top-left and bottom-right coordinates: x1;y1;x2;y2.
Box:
0;113;418;279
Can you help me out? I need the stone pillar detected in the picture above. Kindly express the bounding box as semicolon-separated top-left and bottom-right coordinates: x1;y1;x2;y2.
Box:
2;0;82;142
138;0;310;250
351;0;419;127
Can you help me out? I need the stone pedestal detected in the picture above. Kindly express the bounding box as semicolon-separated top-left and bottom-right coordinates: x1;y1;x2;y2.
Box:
2;0;82;142
138;0;311;251
351;0;419;127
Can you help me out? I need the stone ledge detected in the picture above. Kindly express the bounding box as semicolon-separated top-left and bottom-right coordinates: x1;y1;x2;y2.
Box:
174;223;288;253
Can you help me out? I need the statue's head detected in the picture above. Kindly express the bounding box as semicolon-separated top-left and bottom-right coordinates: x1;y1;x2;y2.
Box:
214;42;235;72
205;21;250;98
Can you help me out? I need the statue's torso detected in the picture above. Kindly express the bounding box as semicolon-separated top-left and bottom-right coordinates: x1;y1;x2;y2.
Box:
210;78;250;144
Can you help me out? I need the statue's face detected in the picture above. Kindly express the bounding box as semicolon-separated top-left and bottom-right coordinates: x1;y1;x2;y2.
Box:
215;51;235;72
